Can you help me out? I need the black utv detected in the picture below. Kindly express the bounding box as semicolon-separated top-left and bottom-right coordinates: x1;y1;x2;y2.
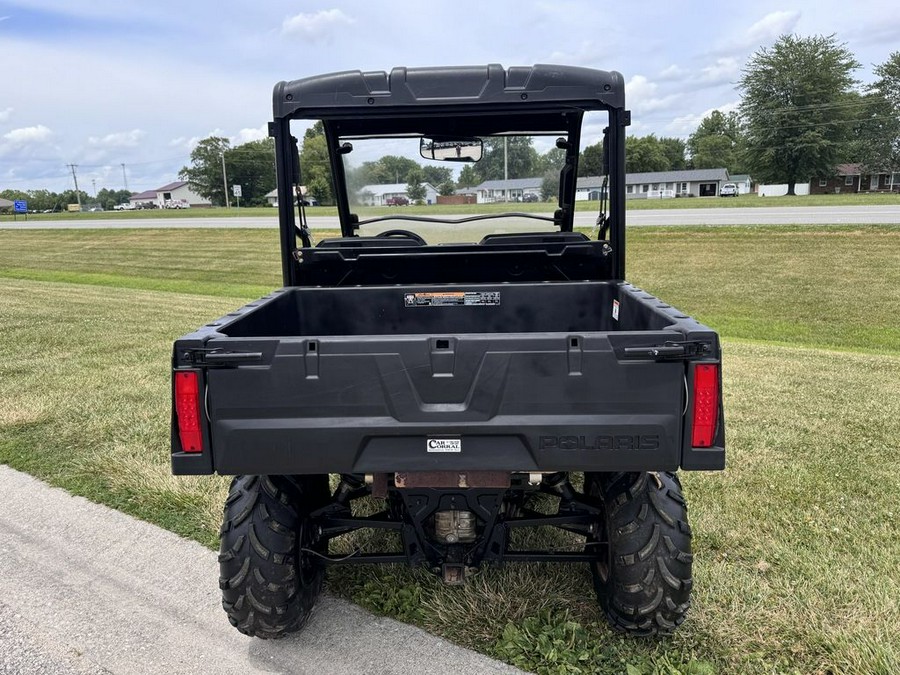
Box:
171;64;725;639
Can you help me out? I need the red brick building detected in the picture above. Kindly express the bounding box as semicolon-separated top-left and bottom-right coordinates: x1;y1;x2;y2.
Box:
811;163;900;194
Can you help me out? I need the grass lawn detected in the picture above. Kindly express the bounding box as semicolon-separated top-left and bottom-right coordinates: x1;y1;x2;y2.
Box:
1;225;898;674
5;189;899;223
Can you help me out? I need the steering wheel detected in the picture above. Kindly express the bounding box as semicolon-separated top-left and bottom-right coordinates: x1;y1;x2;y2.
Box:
376;229;427;245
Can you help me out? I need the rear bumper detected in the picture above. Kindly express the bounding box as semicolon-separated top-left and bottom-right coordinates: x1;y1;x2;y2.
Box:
171;413;726;475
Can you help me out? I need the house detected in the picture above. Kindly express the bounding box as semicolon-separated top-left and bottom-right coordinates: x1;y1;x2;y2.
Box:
129;181;212;208
810;164;900;194
465;177;544;204
358;182;439;205
129;189;158;207
576;168;731;200
730;174;753;195
624;168;730;199
265;186;313;207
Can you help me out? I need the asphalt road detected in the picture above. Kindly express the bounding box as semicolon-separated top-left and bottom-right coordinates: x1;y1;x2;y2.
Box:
0;465;523;675
2;205;899;231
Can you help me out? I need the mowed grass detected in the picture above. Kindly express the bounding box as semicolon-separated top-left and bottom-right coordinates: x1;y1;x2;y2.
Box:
1;226;899;673
2;225;898;353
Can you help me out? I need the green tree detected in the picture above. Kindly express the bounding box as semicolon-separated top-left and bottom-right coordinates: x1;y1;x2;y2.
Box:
226;138;276;206
738;34;860;195
179;136;231;206
437;181;456;196
540;171;557;201
477;137;540;180
422;165;453;186
26;189;59;211
537;146;567;175
299;131;334;205
406;168;426;203
357;155;421;185
457;164;480;188
855;52;900;177
625;135;670;173
579;142;604;176
96;188;132;210
659;137;687;171
688;110;744;172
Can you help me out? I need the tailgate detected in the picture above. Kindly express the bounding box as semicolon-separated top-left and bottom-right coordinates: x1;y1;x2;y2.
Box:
189;331;695;475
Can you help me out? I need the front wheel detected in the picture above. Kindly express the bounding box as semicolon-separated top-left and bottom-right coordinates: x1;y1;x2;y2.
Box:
218;474;329;638
585;471;693;636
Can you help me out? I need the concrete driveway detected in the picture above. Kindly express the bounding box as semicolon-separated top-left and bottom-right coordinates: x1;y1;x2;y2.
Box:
0;466;524;675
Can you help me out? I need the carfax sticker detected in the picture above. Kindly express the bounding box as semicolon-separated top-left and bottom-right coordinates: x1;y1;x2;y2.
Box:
405;291;500;307
612;299;620;321
426;438;462;453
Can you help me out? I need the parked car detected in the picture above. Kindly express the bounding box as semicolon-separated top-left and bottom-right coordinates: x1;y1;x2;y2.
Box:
522;193;539;202
113;203;136;211
385;196;409;206
300;198;319;206
720;183;739;197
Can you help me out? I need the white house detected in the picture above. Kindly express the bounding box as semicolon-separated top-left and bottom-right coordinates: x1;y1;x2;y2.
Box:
730;174;753;195
265;186;313;207
358;182;439;205
464;177;544;204
129;180;211;208
576;168;731;200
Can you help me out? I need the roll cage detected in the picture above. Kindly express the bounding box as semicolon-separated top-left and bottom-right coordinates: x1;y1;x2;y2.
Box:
268;64;630;285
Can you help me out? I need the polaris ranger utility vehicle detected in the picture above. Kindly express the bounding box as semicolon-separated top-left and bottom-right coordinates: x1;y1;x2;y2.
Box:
171;64;725;639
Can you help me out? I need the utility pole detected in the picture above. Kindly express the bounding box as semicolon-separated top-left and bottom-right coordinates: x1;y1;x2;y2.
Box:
121;163;129;192
67;164;82;209
221;152;230;208
503;137;508;202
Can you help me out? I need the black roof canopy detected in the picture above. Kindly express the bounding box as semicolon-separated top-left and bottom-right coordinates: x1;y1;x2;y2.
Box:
273;64;625;125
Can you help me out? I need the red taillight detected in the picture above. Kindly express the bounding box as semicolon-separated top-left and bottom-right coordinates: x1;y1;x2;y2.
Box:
174;370;203;453
691;364;720;448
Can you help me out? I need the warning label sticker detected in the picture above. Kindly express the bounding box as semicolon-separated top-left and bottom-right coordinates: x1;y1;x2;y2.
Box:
404;291;500;307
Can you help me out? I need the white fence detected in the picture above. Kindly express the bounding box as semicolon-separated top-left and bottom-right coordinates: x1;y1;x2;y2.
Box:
757;183;810;197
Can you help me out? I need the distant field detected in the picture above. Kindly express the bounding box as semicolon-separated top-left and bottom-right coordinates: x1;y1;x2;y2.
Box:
7;189;899;223
1;225;898;674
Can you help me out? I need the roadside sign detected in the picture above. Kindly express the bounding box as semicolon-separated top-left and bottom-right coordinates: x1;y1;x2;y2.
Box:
14;199;27;213
232;185;242;197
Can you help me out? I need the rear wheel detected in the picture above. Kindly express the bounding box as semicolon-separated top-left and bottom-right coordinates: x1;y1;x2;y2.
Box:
585;471;693;636
218;474;329;638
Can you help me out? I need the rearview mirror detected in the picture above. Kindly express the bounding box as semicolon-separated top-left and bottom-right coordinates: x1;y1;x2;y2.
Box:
420;137;483;162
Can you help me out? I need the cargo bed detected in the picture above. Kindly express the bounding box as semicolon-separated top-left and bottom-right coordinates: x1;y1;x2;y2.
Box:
172;281;723;476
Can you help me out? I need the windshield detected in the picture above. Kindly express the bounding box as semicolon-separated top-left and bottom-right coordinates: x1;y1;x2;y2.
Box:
340;134;566;244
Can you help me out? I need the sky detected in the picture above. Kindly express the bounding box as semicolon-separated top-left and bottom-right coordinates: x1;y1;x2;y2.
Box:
1;0;898;194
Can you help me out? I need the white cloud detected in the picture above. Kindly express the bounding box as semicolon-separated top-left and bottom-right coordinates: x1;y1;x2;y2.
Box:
547;40;608;67
659;64;686;80
87;129;145;148
3;125;53;144
169;129;225;152
625;75;677;114
698;57;740;84
281;8;353;41
0;107;12;122
232;125;268;145
745;10;801;46
667;101;740;136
